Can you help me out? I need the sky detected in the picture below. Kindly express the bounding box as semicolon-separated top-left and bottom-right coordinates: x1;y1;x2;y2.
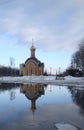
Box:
0;0;84;74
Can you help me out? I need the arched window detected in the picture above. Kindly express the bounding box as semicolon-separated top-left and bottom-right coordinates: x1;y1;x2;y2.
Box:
31;68;32;75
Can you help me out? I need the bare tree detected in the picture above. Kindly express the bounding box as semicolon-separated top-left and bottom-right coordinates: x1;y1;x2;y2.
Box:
9;57;15;76
71;39;84;72
10;57;15;67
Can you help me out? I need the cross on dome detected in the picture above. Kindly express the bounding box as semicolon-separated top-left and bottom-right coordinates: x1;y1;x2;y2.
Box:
30;39;36;57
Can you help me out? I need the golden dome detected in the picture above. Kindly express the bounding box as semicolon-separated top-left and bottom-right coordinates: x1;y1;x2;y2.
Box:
31;44;35;50
30;39;35;50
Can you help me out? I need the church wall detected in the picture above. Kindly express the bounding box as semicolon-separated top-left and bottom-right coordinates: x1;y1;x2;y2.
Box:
23;61;44;76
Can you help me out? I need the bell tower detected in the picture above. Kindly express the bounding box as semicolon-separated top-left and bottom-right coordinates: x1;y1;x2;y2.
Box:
30;39;36;58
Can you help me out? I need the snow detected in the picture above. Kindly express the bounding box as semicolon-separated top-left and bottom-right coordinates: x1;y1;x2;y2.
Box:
0;75;84;87
64;75;84;80
54;122;78;130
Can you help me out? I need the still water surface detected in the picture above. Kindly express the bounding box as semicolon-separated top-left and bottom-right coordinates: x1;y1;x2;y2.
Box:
0;83;84;130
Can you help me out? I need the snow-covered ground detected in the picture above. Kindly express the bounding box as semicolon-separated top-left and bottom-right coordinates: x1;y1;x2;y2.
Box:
0;75;84;87
54;122;79;130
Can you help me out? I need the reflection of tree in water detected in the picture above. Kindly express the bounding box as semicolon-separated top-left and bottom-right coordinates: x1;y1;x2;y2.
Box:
0;83;19;91
68;86;84;115
9;90;16;100
20;84;46;112
0;83;20;100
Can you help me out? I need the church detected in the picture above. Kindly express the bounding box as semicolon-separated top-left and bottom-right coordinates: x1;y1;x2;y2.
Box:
20;42;44;76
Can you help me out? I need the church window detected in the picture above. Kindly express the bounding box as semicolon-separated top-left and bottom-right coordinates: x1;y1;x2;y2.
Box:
31;68;32;75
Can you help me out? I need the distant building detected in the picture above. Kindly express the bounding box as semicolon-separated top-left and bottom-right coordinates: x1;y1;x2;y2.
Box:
20;42;44;76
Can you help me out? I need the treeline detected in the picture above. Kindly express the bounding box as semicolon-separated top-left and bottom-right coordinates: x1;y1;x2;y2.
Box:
71;40;84;71
0;66;19;76
64;39;84;77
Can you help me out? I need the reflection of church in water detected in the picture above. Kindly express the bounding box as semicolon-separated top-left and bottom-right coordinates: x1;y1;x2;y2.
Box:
20;84;46;112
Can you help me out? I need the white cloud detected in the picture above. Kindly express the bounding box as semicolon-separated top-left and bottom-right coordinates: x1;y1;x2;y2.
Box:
0;0;84;52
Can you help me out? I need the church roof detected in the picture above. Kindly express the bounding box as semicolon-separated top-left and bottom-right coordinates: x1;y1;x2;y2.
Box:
25;57;44;66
